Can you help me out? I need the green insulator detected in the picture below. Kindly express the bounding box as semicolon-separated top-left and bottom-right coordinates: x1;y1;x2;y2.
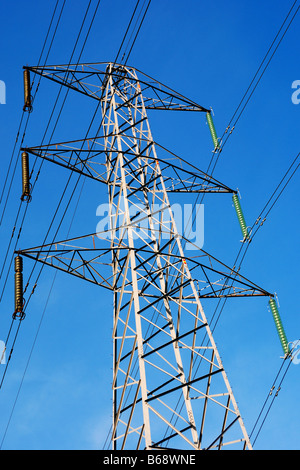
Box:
269;298;290;355
232;193;250;241
206;112;220;151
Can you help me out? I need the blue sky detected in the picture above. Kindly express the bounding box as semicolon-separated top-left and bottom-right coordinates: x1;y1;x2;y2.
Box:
0;0;299;450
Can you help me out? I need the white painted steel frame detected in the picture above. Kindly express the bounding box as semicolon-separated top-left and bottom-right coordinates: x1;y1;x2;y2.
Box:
17;62;268;450
99;64;252;450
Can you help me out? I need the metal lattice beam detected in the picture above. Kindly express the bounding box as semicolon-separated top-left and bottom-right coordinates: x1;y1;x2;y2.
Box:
19;233;270;299
24;62;209;112
22;137;233;194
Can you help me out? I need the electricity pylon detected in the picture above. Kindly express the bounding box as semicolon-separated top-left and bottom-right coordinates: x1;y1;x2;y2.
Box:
18;62;273;450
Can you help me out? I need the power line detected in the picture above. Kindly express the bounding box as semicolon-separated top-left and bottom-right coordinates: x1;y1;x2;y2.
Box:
0;0;98;308
0;0;103;396
207;0;300;175
0;0;67;309
114;0;141;64
122;0;151;64
183;0;300;240
0;178;86;450
0;0;66;225
250;355;294;447
0;0;61;208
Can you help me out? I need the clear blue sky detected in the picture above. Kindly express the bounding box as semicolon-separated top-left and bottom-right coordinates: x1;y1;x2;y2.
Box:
0;0;299;450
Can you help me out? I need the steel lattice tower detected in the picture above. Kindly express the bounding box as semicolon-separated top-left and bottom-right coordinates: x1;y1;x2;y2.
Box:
18;62;273;450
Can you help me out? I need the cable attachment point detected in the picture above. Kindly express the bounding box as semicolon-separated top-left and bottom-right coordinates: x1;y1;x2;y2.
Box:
275;386;281;397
